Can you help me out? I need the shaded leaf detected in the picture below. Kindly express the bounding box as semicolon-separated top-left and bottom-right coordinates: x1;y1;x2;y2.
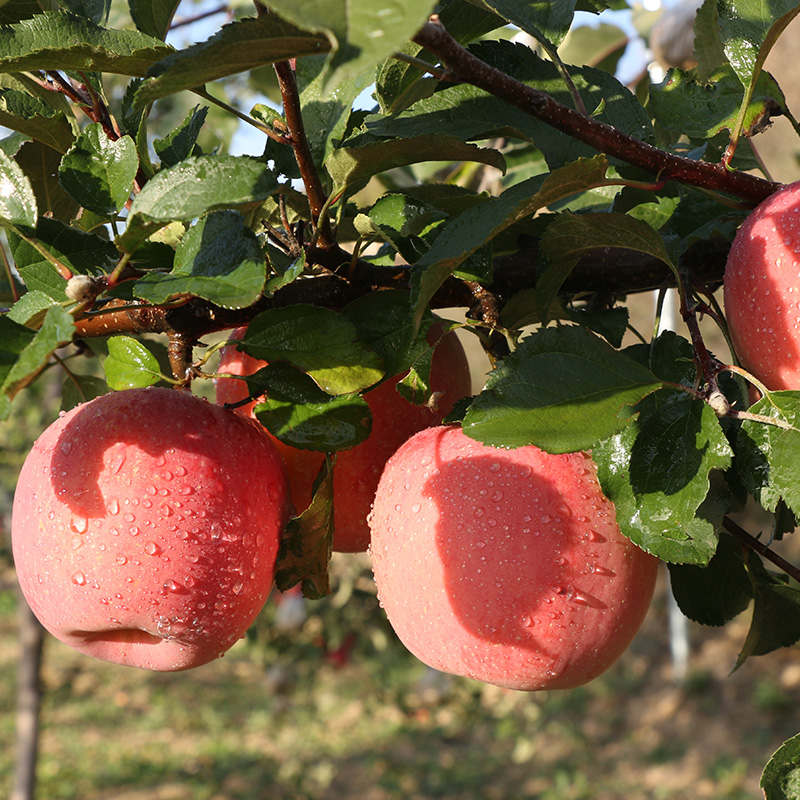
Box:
129;0;179;40
761;733;800;800
327;132;505;194
275;456;334;599
152;104;207;167
536;211;675;323
668;531;752;626
251;362;371;451
15;139;79;222
240;305;384;395
0;305;74;416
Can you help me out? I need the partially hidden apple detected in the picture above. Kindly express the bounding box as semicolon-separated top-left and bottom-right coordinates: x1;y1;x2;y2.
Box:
724;180;800;390
369;426;659;691
12;387;291;671
216;325;472;553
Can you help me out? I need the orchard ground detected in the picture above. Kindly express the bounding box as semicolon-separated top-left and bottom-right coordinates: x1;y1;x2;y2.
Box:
1;545;800;800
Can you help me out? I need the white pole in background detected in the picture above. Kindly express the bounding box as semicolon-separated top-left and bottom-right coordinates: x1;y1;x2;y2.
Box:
657;288;691;683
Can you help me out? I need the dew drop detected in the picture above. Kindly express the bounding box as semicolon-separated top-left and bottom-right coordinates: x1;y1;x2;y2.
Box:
71;571;87;586
163;579;179;593
491;490;504;502
157;616;173;639
232;581;244;595
590;564;615;577
474;507;485;519
123;512;135;524
476;540;486;549
489;463;501;473
70;535;83;551
70;517;88;534
522;615;536;628
116;554;128;566
411;503;421;514
144;541;161;556
106;498;120;515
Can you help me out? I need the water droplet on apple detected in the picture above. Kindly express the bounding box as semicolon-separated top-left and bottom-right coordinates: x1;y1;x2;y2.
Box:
474;507;485;519
70;535;83;550
71;571;87;586
60;440;72;455
491;490;503;502
411;503;421;514
144;541;161;556
129;526;140;536
70;516;88;534
107;448;126;475
476;540;486;549
116;554;128;565
522;615;536;628
487;518;497;527
157;616;173;639
232;581;244;595
163;579;179;593
590;564;615;577
489;463;501;473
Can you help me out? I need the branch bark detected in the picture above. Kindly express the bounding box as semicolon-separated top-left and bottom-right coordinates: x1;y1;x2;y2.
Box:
412;19;780;206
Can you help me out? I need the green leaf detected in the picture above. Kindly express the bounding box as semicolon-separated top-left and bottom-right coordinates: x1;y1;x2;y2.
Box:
58;122;138;215
6;288;56;327
593;392;732;565
327;132;505;195
694;0;728;80
0;312;35;382
118;154;279;252
410;155;615;329
735;552;800;670
483;0;577;46
0;147;35;226
275;456;334;599
649;65;785;139
240;305;384;395
9;217;117;299
134;15;329;105
133;210;266;309
129;0;179;40
737;392;800;516
718;0;800;87
61;371;108;410
668;534;752;626
15;139;79;222
761;733;800;800
463;325;662;453
152;105;207;168
263;0;436;94
0;10;173;77
296;54;368;174
0;305;74;416
251;362;371;451
60;0;110;26
104;335;164;389
0;72;78;152
536;211;675;323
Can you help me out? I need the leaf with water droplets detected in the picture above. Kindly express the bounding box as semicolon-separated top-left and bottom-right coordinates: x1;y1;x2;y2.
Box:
104;335;165;389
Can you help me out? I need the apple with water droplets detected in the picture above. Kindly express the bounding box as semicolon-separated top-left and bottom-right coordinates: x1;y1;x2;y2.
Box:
724;180;800;390
369;426;659;691
11;387;291;671
216;325;472;553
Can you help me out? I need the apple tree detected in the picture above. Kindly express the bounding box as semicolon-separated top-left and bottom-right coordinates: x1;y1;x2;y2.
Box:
2;0;800;794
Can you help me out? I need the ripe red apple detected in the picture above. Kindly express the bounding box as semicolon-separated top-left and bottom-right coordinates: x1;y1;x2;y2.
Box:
724;180;800;390
216;325;472;553
12;387;291;671
369;426;659;691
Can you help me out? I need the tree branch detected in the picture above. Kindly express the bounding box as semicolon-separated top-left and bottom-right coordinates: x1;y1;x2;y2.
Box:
412;19;780;206
724;517;800;585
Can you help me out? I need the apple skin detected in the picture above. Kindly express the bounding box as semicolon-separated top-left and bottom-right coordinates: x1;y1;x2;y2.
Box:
369;426;659;691
216;326;472;553
12;387;291;671
724;180;800;390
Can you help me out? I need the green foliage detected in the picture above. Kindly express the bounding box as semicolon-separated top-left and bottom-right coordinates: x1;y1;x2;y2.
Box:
2;0;800;786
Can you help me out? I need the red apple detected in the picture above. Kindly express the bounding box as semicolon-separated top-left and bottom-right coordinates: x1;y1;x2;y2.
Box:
11;387;291;671
724;180;800;390
216;325;472;553
369;426;659;691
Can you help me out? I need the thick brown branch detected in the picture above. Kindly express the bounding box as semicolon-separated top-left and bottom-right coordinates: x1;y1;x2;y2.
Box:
413;19;780;206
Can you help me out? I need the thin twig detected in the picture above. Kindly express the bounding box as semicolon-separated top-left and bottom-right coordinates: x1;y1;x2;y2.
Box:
724;517;800;585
